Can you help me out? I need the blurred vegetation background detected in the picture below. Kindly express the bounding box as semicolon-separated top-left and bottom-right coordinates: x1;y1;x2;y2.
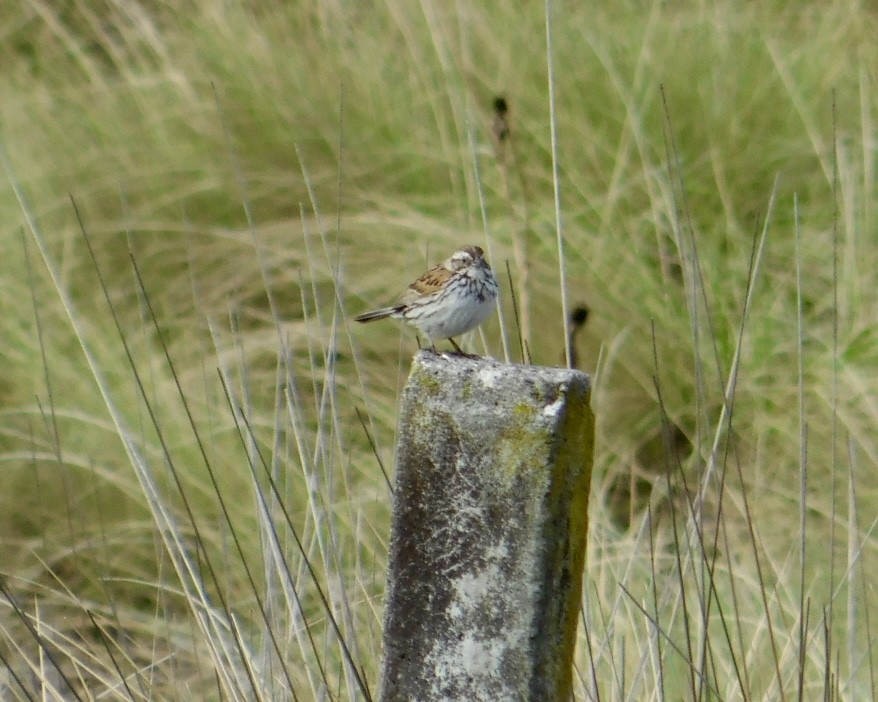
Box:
0;0;876;698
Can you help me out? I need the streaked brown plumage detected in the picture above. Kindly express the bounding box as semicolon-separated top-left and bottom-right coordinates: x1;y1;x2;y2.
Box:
354;245;499;353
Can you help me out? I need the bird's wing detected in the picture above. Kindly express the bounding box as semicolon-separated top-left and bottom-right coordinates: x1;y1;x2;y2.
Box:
398;264;453;304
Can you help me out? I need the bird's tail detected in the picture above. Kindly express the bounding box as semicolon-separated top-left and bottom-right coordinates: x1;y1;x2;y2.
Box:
353;307;397;323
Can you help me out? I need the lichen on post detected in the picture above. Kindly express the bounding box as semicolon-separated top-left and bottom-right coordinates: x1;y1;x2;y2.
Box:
379;350;594;702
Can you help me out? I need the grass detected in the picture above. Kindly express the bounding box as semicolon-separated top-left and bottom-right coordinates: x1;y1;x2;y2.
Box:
1;0;877;698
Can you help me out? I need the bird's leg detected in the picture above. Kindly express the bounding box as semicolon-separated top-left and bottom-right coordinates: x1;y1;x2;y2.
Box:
418;335;440;354
448;337;464;354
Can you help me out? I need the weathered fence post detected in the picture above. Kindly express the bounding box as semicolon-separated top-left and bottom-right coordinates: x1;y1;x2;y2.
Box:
379;351;594;702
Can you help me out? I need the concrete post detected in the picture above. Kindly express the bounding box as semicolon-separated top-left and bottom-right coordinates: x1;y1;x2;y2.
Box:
379;351;593;702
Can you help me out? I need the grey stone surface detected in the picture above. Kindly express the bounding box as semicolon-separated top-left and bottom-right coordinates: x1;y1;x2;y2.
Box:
379;351;594;702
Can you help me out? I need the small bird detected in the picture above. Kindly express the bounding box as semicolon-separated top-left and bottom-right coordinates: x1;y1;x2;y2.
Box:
354;245;499;354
